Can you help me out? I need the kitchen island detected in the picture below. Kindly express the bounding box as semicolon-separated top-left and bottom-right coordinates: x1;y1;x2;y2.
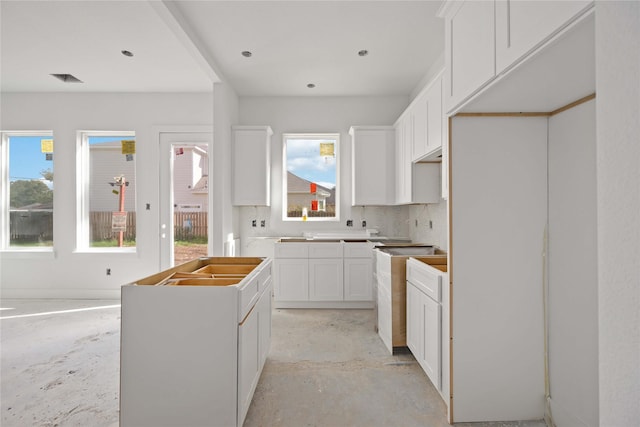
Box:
120;257;272;427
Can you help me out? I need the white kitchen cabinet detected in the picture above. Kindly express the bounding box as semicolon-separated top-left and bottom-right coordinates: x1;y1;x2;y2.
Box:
309;258;344;301
406;282;421;356
349;126;395;206
407;283;441;390
395;112;441;205
426;76;444;157
274;258;308;301
495;0;593;74
238;285;272;425
406;257;446;397
411;91;429;160
120;257;272;427
344;258;373;301
441;0;495;112
395;116;410;204
412;73;445;162
232;126;272;206
274;241;372;308
439;0;594;113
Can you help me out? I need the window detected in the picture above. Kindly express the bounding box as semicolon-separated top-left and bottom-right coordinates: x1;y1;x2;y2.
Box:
1;131;55;250
77;131;136;250
283;133;339;221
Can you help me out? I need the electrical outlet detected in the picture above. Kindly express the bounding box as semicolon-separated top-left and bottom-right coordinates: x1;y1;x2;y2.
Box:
146;203;150;210
429;220;433;229
362;220;367;228
106;268;111;276
261;220;266;228
346;219;353;227
252;219;257;227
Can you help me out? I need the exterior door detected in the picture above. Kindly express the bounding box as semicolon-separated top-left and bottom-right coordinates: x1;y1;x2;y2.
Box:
159;131;212;270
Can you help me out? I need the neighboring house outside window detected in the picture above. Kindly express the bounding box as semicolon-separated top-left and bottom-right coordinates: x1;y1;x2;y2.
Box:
283;133;339;221
78;131;136;250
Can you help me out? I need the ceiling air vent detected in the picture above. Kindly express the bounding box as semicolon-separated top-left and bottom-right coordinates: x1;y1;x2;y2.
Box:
50;73;83;83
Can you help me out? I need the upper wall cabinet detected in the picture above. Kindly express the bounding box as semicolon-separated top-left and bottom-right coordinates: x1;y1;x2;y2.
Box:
495;0;593;74
350;126;396;206
442;0;496;112
439;0;594;113
395;117;441;205
232;126;273;206
412;72;445;162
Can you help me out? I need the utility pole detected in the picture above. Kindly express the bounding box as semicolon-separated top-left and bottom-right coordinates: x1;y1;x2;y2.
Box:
113;175;127;247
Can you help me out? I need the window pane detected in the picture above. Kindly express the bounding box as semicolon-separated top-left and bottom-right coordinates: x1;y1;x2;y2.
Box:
8;135;54;247
88;135;136;247
285;135;337;219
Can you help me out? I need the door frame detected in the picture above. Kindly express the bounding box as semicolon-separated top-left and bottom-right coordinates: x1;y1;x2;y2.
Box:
155;126;213;270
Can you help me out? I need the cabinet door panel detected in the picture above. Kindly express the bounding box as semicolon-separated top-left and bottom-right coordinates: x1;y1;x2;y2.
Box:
274;259;309;301
406;284;421;357
238;308;259;425
344;258;373;301
258;288;272;365
377;286;393;354
496;0;592;73
351;127;395;205
422;293;442;391
446;0;495;110
309;259;343;301
412;93;429;161
426;77;443;155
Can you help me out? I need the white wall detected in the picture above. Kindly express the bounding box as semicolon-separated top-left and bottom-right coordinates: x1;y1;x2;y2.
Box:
212;82;239;256
237;96;414;256
548;100;598;426
595;2;640;424
408;199;447;250
0;92;213;298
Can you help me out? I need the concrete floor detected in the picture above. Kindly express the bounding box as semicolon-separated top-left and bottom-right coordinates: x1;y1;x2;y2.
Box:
1;299;547;427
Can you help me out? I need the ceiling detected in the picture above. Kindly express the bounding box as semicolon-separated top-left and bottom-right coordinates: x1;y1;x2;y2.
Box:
1;1;444;97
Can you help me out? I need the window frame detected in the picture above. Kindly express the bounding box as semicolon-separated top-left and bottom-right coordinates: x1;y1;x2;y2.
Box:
0;130;55;252
282;133;340;222
76;130;137;253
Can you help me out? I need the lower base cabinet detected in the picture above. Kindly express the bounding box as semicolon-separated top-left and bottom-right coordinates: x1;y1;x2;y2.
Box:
238;286;272;424
120;257;272;427
407;281;441;390
274;241;374;308
406;257;449;404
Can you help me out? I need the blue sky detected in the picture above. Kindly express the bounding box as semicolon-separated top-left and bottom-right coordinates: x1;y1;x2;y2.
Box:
8;135;52;182
9;135;132;184
286;138;336;189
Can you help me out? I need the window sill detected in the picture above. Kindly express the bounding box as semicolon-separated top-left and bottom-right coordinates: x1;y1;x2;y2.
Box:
74;247;137;255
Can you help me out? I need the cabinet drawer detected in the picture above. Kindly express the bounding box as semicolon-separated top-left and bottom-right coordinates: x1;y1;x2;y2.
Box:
344;243;372;258
257;262;272;294
406;259;442;303
274;242;308;258
308;243;343;258
238;274;261;322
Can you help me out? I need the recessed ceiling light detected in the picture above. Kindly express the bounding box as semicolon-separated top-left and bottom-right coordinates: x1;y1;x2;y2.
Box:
307;83;316;89
358;49;369;57
121;50;134;57
241;51;252;58
50;73;83;83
